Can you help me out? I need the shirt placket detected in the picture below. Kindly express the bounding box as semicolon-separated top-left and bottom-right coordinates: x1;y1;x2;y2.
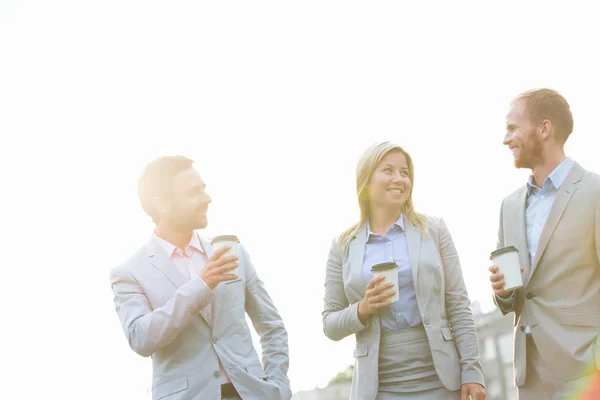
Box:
385;234;394;262
387;231;405;329
183;246;194;279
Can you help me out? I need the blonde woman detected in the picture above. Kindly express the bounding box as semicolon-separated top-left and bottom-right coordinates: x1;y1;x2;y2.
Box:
322;142;485;400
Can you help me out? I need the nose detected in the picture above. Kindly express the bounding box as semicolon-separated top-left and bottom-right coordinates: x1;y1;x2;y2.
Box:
391;170;402;182
204;192;212;204
503;132;512;146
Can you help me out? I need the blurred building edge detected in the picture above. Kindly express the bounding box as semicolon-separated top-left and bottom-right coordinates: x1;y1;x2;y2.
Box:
292;301;516;400
472;301;517;400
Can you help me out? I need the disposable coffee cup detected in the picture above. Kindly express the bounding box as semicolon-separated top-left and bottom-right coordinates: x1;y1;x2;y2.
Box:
370;262;399;302
211;235;240;275
490;246;523;291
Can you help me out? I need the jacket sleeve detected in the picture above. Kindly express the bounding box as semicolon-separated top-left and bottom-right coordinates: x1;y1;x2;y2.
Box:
243;245;292;400
322;238;369;342
492;199;516;315
110;267;214;357
438;217;485;387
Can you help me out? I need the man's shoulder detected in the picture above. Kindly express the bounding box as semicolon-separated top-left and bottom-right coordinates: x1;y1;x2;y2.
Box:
564;163;600;202
500;184;527;208
111;243;150;279
507;184;527;200
576;169;600;209
581;167;600;187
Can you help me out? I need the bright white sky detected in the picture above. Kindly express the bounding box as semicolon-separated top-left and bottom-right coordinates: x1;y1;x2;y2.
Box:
2;1;599;399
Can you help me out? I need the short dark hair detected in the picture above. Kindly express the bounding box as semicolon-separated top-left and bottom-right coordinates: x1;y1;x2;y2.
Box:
512;88;574;143
137;156;194;222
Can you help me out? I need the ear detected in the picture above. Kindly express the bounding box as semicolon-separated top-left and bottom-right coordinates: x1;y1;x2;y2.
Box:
539;119;553;140
153;196;171;215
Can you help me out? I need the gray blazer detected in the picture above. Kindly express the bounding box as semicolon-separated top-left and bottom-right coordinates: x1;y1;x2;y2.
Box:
494;162;600;386
110;233;291;400
322;215;484;400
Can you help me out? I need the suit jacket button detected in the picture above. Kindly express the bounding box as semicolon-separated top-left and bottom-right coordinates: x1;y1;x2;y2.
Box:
423;317;430;325
526;292;535;299
519;325;525;332
212;337;218;344
213;371;220;378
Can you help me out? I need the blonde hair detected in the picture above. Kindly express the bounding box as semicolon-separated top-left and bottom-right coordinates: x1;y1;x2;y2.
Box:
338;142;427;250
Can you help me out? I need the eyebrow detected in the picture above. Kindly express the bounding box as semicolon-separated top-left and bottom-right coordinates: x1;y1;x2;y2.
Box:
382;164;408;170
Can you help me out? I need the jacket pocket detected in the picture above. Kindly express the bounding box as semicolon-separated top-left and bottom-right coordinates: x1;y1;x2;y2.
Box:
553;225;588;238
441;327;454;341
353;341;369;357
560;310;600;327
223;279;244;302
152;377;188;400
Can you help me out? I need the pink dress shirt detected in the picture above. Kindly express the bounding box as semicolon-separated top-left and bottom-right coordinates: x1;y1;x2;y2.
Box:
153;232;231;384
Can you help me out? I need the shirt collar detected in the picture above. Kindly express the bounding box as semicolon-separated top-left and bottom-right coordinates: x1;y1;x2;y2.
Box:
367;213;405;236
153;231;205;258
526;157;574;194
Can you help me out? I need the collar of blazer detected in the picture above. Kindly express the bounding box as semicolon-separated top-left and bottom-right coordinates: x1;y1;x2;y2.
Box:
146;232;221;326
147;236;188;288
523;161;584;283
347;220;423;300
147;232;214;286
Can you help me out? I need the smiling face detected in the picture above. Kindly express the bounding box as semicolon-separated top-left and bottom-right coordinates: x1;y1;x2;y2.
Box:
367;150;411;211
158;166;212;232
504;100;543;169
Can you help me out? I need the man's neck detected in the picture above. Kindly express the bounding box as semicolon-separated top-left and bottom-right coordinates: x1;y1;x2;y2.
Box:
369;207;401;235
530;150;566;188
154;226;193;250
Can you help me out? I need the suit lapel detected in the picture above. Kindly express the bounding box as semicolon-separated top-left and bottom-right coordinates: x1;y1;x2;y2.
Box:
348;225;367;300
198;234;213;260
529;164;583;280
514;187;532;286
404;221;422;286
147;237;188;289
198;234;217;328
348;221;422;297
148;233;213;327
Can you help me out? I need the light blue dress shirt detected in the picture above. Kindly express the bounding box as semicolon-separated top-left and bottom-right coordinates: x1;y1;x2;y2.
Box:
525;158;574;263
497;158;574;333
362;214;422;332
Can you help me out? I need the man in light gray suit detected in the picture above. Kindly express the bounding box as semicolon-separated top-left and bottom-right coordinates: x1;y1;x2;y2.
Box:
110;156;291;400
489;88;600;399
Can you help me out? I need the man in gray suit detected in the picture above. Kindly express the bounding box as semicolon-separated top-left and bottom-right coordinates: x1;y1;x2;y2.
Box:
489;88;600;399
110;156;291;400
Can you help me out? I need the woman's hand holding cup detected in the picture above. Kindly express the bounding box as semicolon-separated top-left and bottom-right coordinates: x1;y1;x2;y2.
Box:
357;275;396;325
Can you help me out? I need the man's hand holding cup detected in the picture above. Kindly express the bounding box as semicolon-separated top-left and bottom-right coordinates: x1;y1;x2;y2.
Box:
200;245;239;289
489;246;525;298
